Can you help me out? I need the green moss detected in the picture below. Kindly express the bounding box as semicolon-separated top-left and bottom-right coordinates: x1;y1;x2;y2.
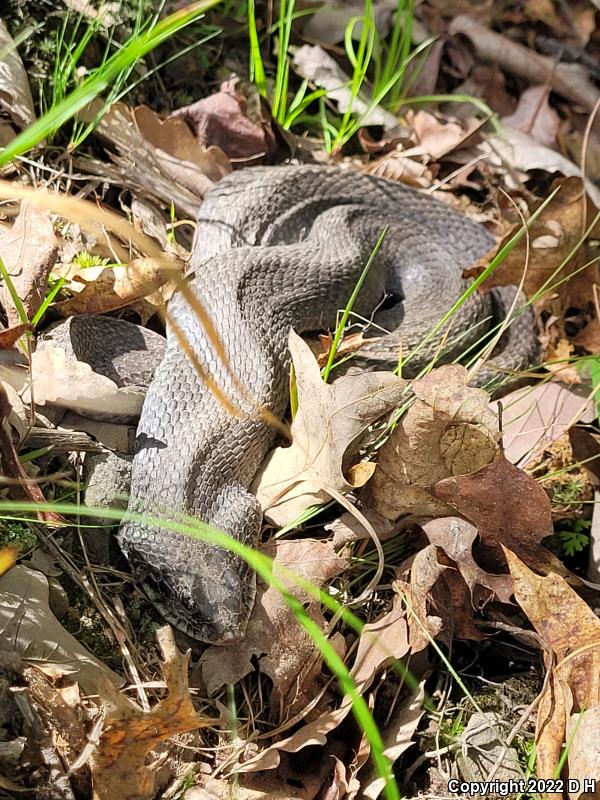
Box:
0;521;37;555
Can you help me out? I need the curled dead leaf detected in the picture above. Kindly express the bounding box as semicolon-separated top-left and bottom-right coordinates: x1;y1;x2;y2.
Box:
504;548;600;783
362;364;499;520
407;109;481;160
432;454;555;571
472;178;594;300
253;331;405;527
0;565;123;695
237;589;410;774
502;84;560;148
422;517;514;604
292;45;401;132
0;324;31;349
0;204;58;326
172;77;277;162
90;626;207;800
53;254;182;318
0;20;35;134
27;347;144;422
479;131;600;206
83;101;231;217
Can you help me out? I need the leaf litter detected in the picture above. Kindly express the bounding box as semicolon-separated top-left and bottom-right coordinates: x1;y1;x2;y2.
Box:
3;1;600;797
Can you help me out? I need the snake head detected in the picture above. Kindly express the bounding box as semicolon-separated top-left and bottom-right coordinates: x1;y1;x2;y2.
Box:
119;525;256;644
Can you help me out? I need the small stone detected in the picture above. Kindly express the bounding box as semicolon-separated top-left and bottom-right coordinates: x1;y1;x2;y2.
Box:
457;711;523;791
82;450;132;562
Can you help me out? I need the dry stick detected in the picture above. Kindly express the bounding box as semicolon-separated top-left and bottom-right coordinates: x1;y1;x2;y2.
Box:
0;391;150;706
579;95;600;238
449;15;600;111
0;384;61;524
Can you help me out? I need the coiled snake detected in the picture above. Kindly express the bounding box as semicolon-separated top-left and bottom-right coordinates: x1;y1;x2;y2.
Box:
116;165;538;642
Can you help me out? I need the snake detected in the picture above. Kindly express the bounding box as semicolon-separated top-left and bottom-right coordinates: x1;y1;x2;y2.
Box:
83;164;539;644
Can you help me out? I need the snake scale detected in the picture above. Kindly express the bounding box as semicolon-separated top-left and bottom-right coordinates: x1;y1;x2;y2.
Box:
115;165;538;643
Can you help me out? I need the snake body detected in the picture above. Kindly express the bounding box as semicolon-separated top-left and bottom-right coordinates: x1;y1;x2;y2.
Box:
117;165;538;642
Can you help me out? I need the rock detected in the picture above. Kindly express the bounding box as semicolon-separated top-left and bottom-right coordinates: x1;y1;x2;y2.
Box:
82;450;132;562
456;711;523;789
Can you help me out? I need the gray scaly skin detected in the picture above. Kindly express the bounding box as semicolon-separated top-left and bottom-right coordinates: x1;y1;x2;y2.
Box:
118;165;538;643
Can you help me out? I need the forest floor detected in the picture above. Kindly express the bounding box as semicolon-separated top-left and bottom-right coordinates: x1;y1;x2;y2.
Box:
1;1;600;799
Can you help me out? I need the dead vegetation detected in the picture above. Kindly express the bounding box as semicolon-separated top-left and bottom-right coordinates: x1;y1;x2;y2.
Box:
1;1;600;798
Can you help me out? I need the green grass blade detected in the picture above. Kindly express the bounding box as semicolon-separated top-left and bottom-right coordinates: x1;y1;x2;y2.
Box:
321;226;388;382
0;255;28;324
0;498;405;799
30;278;66;328
248;0;267;97
0;0;222;167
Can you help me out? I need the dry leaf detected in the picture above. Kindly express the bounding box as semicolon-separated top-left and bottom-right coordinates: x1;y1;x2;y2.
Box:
1;380;29;442
27;347;144;422
473;178;596;303
301;0;398;46
400;548;443;649
502;85;560;148
524;0;562;31
53;254;182;318
0;20;35;133
450;64;515;119
0;324;31;349
421;517;514;604
316;331;374;367
504;549;600;783
569;426;600;485
479;130;600;206
238;591;410;773
363;147;432;188
544;339;582;386
292;45;401;131
199;538;349;715
407;109;481;160
351;590;410;685
23;665;86;769
134;105;230;181
574;318;600;353
361;683;425;799
199;765;328;800
172;77;276;161
0;565;123;695
0;204;58;326
432;455;554;570
400;546;486;647
362;364;499;520
498;382;596;466
253;331;405;526
84;101;231;217
325;508;396;548
90;626;206;800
